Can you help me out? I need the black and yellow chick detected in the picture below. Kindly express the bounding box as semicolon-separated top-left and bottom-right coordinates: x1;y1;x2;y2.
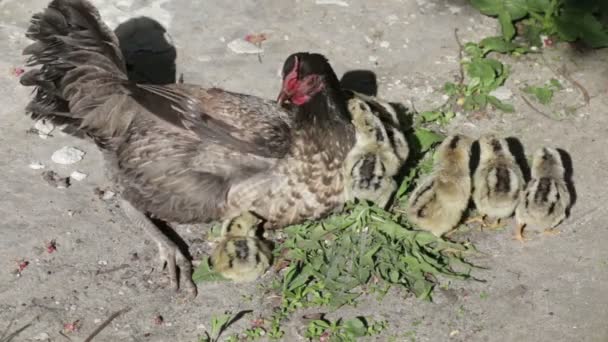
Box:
210;212;272;282
515;147;571;242
470;135;524;229
343;95;408;208
406;134;473;237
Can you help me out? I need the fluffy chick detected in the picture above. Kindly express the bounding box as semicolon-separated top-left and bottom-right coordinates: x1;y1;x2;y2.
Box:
211;212;272;282
406;134;473;237
343;96;404;208
470;135;524;229
515;147;571;241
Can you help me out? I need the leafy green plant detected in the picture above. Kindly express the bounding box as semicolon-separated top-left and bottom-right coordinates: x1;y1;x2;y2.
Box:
199;311;251;342
443;40;517;113
471;0;608;48
305;316;387;341
522;78;562;104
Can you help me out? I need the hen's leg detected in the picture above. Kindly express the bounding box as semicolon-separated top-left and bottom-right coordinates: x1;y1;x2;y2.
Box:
120;199;197;296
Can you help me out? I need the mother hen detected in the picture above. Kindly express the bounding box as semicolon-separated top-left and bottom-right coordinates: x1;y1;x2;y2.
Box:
20;0;355;295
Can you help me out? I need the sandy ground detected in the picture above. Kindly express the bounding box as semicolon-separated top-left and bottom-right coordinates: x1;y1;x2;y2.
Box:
1;0;608;341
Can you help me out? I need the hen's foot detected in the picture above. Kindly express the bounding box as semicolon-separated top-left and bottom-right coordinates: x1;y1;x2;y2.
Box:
120;198;197;297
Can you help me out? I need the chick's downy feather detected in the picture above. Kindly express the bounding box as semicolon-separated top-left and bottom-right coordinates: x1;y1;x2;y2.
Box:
406;135;473;237
515;147;571;235
472;135;524;221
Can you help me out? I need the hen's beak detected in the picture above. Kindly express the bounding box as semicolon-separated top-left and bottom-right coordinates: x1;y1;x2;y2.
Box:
277;90;287;106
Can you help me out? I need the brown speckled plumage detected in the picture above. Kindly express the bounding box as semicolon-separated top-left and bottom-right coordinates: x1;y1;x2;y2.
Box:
21;0;355;230
21;0;356;294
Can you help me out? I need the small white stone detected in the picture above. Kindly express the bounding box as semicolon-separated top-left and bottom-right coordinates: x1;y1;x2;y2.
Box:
94;318;102;324
283;35;289;40
98;260;108;266
315;0;349;6
364;35;373;44
227;38;263;54
219;36;226;43
51;146;85;165
448;5;462;14
102;190;116;200
489;86;513;101
32;332;50;341
379;41;390;48
70;171;87;181
29;162;46;170
368;55;378;63
34;120;54;139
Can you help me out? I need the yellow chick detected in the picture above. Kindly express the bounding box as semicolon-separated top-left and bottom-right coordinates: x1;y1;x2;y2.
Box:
210;212;272;282
470;135;524;229
343;95;408;208
406;134;473;237
515;147;571;241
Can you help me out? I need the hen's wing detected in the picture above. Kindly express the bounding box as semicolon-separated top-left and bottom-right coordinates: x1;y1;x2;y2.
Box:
125;83;292;158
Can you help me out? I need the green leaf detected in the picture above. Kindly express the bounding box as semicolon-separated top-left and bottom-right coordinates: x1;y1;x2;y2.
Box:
467;59;497;88
413;128;444;152
487;95;515;112
479;36;519;54
523;85;554;104
526;0;551;13
192;257;229;283
470;0;528;20
555;10;608;48
343;318;368;337
499;10;515;40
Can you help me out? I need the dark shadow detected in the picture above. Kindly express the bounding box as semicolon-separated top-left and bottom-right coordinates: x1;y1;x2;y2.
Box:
469;139;481;178
114;17;177;84
506;137;531;182
557;148;577;215
149;217;193;266
340;70;378;96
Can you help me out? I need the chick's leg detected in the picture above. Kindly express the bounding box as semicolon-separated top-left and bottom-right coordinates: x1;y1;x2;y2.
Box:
465;215;486;226
485;218;506;230
514;223;527;242
543;228;561;236
120;199;197;296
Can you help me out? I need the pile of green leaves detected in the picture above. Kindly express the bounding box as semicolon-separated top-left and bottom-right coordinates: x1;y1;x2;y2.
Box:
277;202;473;307
471;0;608;48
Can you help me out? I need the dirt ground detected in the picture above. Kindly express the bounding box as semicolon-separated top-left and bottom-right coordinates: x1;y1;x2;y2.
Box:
1;0;608;341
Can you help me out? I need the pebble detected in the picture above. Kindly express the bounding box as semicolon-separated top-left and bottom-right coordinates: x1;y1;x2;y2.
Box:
34;120;54;139
379;41;390;48
227;38;263;54
29;162;46;170
70;171;87;181
489;86;513;101
51;146;85;165
315;0;349;6
32;332;50;341
102;190;116;200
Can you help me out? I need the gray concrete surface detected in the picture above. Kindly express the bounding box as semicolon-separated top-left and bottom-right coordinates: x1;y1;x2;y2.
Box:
1;0;607;341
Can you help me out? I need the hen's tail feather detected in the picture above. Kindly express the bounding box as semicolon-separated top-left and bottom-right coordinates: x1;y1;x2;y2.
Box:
21;0;131;141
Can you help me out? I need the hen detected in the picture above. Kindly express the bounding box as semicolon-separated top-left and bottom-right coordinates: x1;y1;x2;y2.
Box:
21;0;355;295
